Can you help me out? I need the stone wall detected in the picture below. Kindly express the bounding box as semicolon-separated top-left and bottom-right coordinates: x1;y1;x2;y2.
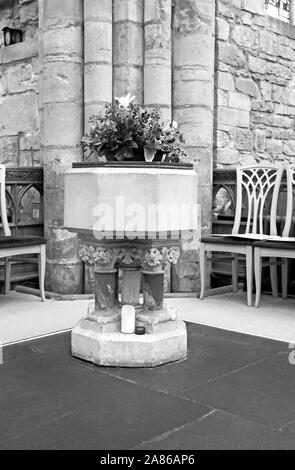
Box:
0;0;38;47
0;0;216;293
171;0;215;291
215;0;295;167
0;0;40;166
9;0;295;292
39;0;84;294
81;0;216;293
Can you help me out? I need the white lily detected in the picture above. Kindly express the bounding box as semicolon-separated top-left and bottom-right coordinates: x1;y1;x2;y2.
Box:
163;120;178;132
162;121;171;132
115;93;136;108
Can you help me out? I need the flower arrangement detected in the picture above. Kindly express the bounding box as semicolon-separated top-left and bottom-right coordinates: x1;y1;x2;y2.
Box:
81;94;188;163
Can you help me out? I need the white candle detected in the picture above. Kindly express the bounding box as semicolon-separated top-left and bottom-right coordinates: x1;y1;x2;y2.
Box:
121;305;136;334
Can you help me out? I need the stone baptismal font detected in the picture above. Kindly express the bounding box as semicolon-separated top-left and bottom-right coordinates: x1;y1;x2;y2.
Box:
64;162;198;367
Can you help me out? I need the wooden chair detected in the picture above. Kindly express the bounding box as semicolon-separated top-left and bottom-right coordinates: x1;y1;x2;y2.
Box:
0;164;47;301
199;164;283;306
254;165;295;307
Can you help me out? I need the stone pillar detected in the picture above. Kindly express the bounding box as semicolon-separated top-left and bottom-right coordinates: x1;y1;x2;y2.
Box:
84;0;113;129
144;0;172;121
95;269;118;310
38;0;44;168
172;0;215;292
121;267;141;306
113;0;144;103
40;0;84;293
142;270;164;311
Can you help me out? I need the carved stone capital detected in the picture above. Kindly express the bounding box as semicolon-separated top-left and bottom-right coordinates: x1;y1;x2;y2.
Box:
93;247;114;265
79;245;116;267
79;243;181;271
79;245;96;265
144;248;163;268
162;246;181;265
117;247;142;265
142;246;180;270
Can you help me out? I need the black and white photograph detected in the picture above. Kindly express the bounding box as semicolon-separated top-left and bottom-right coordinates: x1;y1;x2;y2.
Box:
1;0;295;455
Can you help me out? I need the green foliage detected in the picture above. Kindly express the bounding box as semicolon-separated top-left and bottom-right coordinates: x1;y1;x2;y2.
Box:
82;95;188;163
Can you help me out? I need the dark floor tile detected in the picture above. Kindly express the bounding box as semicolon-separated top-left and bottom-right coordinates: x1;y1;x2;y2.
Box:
2;342;42;364
181;352;295;429
0;365;209;450
0;390;75;441
2;333;89;374
185;322;287;352
99;330;277;394
185;322;205;338
1;323;292;450
0;348;90;397
133;410;295;450
24;332;72;356
282;420;295;434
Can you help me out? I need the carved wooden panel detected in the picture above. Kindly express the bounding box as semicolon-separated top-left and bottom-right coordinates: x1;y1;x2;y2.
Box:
0;167;44;290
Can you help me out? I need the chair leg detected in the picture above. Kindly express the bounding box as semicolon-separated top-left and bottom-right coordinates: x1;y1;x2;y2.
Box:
282;258;288;299
4;258;11;294
38;245;46;302
199;243;206;300
254;248;262;308
269;257;278;298
245;246;253;307
232;253;239;293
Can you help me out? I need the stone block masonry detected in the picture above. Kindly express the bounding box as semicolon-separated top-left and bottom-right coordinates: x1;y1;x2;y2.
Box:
0;0;215;293
83;0;216;294
172;0;215;292
40;0;84;293
0;0;39;49
215;0;295;167
84;0;113;129
0;0;40;167
9;1;295;293
144;0;171;120
114;0;144;106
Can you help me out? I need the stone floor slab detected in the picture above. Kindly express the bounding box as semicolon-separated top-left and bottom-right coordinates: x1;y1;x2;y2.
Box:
1;323;295;449
181;351;295;429
133;410;295;450
99;328;278;394
0;338;209;450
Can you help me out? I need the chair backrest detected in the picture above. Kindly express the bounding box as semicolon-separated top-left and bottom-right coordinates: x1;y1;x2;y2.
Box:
282;165;295;237
0;164;11;236
232;164;283;236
